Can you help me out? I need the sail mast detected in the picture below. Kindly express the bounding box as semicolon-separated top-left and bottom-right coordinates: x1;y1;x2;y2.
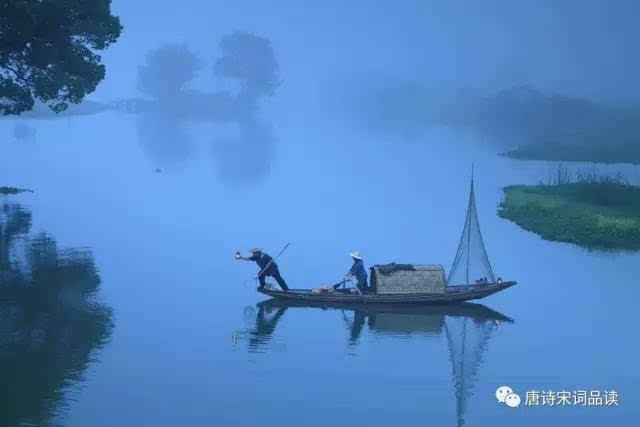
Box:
465;166;474;284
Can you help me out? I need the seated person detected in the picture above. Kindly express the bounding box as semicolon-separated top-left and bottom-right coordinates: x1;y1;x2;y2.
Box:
346;251;368;292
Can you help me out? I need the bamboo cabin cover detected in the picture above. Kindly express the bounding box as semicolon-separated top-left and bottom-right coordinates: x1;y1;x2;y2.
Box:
371;264;446;295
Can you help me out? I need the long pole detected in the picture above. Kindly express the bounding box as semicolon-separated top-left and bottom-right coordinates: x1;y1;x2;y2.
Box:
255;242;291;279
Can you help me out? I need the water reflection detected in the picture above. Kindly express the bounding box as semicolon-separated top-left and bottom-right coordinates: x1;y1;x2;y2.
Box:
0;202;113;427
126;32;279;184
135;112;195;171
241;299;513;427
12;123;37;143
241;304;288;353
211;118;275;186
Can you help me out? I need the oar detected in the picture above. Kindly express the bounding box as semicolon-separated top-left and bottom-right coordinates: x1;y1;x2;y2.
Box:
332;277;363;296
342;275;365;296
353;281;364;296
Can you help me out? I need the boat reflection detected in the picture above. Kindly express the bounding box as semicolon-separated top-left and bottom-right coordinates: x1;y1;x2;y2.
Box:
0;202;113;426
241;299;514;427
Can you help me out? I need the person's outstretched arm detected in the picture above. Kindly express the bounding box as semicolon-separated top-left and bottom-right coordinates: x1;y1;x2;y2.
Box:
235;251;254;261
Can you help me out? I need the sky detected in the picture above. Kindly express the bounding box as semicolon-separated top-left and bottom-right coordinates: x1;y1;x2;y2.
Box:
92;0;640;106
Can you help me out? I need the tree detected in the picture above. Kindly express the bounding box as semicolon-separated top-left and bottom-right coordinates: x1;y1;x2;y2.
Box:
214;31;280;103
137;44;203;100
0;0;122;115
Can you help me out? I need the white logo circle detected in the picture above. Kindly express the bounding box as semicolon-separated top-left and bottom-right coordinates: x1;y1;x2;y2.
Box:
505;392;521;408
496;386;513;403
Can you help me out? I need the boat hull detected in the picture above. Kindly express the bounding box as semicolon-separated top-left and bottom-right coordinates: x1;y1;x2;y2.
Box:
258;298;515;322
258;281;516;304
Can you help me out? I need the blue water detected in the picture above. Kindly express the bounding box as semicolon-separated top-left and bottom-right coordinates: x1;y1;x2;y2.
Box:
1;111;639;426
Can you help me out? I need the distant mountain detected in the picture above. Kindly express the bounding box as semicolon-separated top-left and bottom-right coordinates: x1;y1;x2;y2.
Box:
483;86;640;163
345;80;640;163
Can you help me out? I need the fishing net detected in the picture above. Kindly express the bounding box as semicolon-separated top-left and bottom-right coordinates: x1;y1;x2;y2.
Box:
447;177;495;285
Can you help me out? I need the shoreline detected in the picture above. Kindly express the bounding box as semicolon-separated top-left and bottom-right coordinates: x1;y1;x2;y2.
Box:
498;183;640;251
501;146;640;166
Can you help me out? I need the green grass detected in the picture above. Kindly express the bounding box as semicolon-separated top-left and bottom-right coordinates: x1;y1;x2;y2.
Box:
498;182;640;250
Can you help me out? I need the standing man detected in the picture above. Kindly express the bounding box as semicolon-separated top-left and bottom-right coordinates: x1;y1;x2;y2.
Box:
346;251;368;292
236;247;289;291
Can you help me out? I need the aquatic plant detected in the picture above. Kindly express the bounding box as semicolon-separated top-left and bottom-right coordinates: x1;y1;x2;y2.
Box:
498;180;640;250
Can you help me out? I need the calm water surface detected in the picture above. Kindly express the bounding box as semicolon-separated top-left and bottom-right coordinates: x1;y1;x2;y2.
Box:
1;111;639;426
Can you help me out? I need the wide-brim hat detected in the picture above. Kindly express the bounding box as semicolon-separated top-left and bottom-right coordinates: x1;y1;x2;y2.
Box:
250;247;262;253
349;251;362;260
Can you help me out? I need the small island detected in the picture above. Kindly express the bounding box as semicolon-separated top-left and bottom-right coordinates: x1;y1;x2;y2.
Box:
498;168;640;250
502;142;640;165
0;186;34;195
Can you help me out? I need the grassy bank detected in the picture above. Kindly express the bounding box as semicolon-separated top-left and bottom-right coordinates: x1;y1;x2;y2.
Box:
498;169;640;250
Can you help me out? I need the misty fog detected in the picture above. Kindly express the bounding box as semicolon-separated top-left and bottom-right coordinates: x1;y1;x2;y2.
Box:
2;1;640;426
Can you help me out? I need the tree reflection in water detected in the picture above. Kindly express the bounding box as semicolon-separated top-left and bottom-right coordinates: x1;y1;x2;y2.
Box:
0;202;113;427
128;31;279;186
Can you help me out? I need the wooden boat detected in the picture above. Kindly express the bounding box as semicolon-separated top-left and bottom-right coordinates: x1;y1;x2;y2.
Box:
258;281;516;304
260;170;517;304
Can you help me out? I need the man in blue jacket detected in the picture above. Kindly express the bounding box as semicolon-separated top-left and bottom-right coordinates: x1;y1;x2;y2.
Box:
236;248;289;291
